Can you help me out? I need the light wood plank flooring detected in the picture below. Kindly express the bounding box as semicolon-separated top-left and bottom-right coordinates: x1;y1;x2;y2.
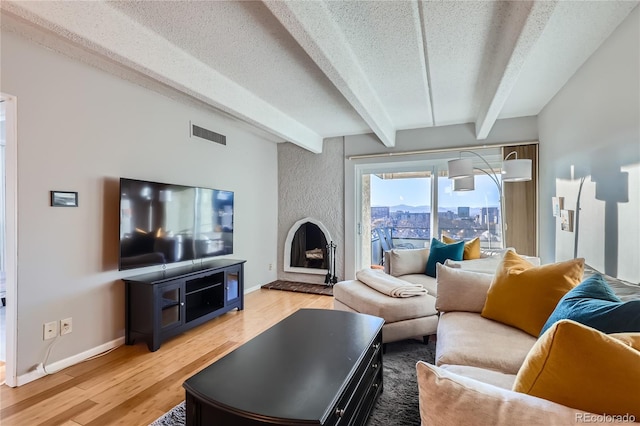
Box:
0;289;333;425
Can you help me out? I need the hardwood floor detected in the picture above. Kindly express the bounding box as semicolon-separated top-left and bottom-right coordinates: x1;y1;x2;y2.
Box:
0;289;333;426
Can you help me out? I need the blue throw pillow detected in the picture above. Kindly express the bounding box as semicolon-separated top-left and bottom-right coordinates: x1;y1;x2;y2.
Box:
425;238;464;278
540;274;640;336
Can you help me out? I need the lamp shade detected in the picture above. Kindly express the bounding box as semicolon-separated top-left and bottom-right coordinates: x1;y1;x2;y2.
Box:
447;158;473;179
159;190;172;202
502;159;532;182
452;175;475;191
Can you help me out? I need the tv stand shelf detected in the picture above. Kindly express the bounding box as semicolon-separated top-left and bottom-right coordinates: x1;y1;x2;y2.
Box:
124;259;245;352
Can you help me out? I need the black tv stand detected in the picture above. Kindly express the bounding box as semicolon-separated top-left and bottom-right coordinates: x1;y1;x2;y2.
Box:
123;259;245;351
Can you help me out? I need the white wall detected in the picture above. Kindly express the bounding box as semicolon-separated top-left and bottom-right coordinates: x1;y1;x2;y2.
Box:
345;116;539;157
2;30;279;380
538;6;639;282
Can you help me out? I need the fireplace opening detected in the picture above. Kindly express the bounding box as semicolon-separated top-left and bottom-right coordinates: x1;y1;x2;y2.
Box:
284;218;332;275
291;223;328;269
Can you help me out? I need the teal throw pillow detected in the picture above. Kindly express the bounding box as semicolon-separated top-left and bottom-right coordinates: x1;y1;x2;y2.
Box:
425;238;464;278
539;274;640;336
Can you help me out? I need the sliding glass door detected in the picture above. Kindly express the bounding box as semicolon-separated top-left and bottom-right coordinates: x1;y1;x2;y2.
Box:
436;173;503;249
368;171;432;266
354;160;434;271
351;145;537;273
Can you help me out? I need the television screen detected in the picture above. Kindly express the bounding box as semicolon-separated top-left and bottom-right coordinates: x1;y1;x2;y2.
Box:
119;178;234;270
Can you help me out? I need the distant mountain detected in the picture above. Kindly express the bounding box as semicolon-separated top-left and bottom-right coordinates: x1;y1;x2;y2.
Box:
378;204;429;213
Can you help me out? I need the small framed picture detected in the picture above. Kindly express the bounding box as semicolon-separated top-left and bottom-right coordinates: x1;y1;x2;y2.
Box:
51;191;78;207
560;209;574;232
552;196;564;217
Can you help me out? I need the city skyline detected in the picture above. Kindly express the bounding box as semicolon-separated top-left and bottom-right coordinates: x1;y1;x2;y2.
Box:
371;174;501;208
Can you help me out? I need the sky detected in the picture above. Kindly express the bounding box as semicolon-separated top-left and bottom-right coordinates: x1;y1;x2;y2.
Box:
370;174;501;208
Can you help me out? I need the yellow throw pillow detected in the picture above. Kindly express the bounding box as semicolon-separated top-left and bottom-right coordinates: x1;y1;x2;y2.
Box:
513;320;640;418
481;251;584;336
441;235;481;260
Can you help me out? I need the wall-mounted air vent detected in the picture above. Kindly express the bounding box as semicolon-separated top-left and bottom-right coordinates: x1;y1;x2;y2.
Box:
191;123;226;145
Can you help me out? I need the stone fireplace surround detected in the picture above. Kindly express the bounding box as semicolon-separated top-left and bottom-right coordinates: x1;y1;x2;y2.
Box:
284;217;333;275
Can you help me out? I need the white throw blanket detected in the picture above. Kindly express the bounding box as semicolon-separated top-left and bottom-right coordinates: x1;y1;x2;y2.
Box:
356;268;427;298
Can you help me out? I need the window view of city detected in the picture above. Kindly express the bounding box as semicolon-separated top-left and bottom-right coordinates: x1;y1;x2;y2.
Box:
370;173;503;253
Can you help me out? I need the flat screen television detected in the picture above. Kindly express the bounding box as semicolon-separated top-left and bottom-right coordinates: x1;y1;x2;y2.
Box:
119;178;234;270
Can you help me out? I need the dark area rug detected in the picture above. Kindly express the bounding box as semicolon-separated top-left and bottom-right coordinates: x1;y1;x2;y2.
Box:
261;279;333;296
367;339;435;426
149;339;435;426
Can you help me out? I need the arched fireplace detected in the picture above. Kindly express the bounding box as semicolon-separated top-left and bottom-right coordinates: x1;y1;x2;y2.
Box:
284;218;332;275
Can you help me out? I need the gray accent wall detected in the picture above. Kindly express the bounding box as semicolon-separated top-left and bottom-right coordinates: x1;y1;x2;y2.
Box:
2;30;279;380
277;138;345;283
538;6;639;282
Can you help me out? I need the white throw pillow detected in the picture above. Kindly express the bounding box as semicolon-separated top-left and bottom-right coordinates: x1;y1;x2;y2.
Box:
388;248;430;277
435;263;493;313
416;362;608;426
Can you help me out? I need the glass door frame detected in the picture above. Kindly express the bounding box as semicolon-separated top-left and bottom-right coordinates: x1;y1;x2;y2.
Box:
345;147;504;279
352;159;436;274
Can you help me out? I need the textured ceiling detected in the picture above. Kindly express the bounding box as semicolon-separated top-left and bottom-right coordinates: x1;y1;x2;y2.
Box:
2;0;638;153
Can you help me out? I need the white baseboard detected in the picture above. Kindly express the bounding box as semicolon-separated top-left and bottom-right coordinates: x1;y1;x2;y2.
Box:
245;285;261;294
17;287;261;386
17;337;125;386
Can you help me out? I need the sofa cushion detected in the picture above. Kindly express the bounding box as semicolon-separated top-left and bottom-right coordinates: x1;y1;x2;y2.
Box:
479;247;515;258
446;251;539;273
445;253;541;275
387;248;430;277
481;251;584;336
445;257;501;274
540;274;640;336
416;362;605;426
439;364;516;390
399;273;437;295
435;263;492;313
584;264;640;302
442;235;481;259
513;319;640;418
332;280;437;323
436;312;536;375
425;238;464;277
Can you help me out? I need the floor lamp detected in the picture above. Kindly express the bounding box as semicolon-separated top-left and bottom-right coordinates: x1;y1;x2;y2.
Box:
447;151;532;248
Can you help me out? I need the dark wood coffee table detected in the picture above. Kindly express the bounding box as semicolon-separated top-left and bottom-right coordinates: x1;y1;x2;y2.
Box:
183;308;384;425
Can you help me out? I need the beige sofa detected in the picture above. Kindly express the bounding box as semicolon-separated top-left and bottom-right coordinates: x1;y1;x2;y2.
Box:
333;247;526;344
416;262;637;425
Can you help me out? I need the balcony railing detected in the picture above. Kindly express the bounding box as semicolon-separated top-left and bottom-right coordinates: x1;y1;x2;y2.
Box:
371;225;503;265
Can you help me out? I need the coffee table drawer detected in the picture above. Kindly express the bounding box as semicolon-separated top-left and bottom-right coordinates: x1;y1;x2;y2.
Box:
327;330;382;425
351;367;383;426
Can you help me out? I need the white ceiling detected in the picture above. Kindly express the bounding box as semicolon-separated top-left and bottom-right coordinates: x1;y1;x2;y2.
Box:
2;1;638;153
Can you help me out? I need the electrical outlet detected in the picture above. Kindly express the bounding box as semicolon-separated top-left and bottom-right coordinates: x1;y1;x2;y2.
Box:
43;321;57;340
268;263;273;271
60;317;73;335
